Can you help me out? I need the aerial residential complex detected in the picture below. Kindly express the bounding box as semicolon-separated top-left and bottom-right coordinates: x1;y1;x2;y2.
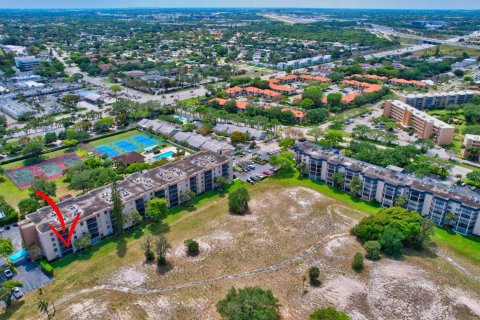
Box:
295;142;480;236
399;90;475;110
383;100;455;145
461;134;480;160
18;151;233;261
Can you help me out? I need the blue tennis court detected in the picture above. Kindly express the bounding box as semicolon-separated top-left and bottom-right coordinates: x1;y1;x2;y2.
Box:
115;140;139;152
132;135;157;147
96;146;120;157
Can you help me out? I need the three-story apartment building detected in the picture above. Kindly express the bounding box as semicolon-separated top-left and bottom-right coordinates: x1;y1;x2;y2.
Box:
19;151;233;261
295;142;480;236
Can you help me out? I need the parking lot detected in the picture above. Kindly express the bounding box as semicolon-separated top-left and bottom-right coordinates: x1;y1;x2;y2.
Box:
233;150;278;184
0;224;23;251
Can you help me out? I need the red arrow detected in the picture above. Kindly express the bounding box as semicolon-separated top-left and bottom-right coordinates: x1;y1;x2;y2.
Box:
35;190;80;248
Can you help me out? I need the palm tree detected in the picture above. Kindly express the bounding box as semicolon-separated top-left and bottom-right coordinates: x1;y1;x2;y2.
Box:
37;295;51;319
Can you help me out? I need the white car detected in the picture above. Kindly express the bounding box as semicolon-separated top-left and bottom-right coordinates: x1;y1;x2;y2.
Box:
3;269;13;278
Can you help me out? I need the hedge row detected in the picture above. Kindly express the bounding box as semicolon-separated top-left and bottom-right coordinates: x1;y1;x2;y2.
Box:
39;259;54;275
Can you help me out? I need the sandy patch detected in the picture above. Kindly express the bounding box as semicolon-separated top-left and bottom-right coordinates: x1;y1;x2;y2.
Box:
69;298;108;319
323;235;355;258
318;276;366;309
448;288;480;317
171;240;212;262
136;295;210;320
109;266;147;288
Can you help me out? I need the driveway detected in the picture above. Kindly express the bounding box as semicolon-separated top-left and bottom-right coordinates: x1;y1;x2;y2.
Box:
0;225;23;251
6;260;53;295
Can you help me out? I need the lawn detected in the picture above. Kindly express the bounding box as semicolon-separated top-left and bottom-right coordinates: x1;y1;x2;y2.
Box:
432;227;480;274
180;96;204;106
416;44;480;57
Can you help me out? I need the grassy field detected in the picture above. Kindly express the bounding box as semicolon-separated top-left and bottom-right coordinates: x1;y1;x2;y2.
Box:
4;172;480;319
428;108;466;154
416;44;480;57
0;147;84;209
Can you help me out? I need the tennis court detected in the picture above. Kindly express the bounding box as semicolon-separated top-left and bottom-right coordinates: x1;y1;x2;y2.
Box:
95;146;120;158
94;132;164;158
132;135;158;147
115;140;139;152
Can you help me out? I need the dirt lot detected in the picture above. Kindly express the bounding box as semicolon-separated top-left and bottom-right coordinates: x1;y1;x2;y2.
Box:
7;185;480;319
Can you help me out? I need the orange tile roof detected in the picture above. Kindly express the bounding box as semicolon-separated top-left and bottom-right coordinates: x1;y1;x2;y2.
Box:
245;86;264;94
351;74;388;81
299;74;330;82
236;101;248;109
292;94;302;100
209;98;228;105
268;78;280;84
342;92;361;103
363;85;382;93
270;83;296;93
282;108;305;118
390;78;427;87
262;89;281;97
279;74;298;81
225;86;243;94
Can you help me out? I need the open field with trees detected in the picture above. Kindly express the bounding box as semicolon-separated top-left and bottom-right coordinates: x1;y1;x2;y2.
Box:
3;174;480;319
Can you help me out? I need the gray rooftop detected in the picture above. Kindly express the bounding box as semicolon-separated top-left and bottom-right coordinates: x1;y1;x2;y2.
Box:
25;151;230;233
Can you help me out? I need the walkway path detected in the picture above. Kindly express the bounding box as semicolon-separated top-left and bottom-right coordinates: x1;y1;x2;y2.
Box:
55;232;349;306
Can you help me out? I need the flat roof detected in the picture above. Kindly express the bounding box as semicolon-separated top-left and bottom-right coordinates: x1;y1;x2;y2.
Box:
25;151;230;233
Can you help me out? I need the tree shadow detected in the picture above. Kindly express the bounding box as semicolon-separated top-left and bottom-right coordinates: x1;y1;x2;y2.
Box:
156;261;173;275
116;236;127;258
309;279;321;287
147;221;170;235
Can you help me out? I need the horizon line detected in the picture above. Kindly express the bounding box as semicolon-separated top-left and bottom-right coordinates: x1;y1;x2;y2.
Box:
0;7;479;11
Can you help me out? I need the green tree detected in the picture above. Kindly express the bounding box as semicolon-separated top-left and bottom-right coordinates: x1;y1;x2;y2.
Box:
308;266;320;285
278;137;295;151
332;172;345;188
74;233;92;253
141;235;155;262
0;238;14;257
228;186;250;214
93;117;115;133
230;131;247;145
307;127;324;142
302;86;324;107
215;176;229;192
300;98;315;109
0;287;12;308
30;177;56;202
146;198;168;221
22;140;44;158
349;176;363;195
111;181;124;234
216;287;280;320
351;252;364;272
379;227;404;258
37;293;51;319
110;84;122;97
155;234;171;265
327;93;342;108
364;240;381;260
269;151;294;172
44;132;57;145
443;212;457;229
393;196;408;208
184;239;200;256
18;198;40;217
130;209;143;228
309;307;351;320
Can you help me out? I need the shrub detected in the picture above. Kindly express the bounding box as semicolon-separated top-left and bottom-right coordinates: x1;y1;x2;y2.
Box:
364;241;381;260
351;252;364;272
309;307;351;320
228;186;250;214
308;266;320;285
39;259;54;275
184;239;200;256
216;286;280;320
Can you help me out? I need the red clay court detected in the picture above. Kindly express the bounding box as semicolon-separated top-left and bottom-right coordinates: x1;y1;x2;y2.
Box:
6;153;82;189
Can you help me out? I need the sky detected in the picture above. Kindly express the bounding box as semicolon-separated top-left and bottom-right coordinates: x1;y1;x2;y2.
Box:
1;0;480;10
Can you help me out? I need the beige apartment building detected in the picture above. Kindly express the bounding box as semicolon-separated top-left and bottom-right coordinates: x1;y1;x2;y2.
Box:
399;91;475;110
383;100;455;145
461;134;480;160
19;151;233;261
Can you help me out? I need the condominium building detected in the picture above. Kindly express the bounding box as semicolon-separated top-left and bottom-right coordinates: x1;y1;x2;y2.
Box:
383;100;455;145
14;56;42;71
295;142;480;236
399;91;475;110
19;151;233;261
461;134;480;160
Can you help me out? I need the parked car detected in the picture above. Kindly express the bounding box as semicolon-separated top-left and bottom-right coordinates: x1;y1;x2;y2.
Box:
4;225;10;230
12;287;24;300
262;171;271;176
3;269;13;278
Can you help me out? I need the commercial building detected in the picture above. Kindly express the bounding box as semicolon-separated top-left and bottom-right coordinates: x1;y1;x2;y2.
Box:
383;100;455;145
19;151;233;261
399;91;476;110
14;56;42;71
295;142;480;236
276;55;332;70
461;134;480;160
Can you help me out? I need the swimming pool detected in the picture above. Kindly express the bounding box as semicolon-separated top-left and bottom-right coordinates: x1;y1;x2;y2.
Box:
9;248;28;262
150;151;175;161
175;115;188;124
